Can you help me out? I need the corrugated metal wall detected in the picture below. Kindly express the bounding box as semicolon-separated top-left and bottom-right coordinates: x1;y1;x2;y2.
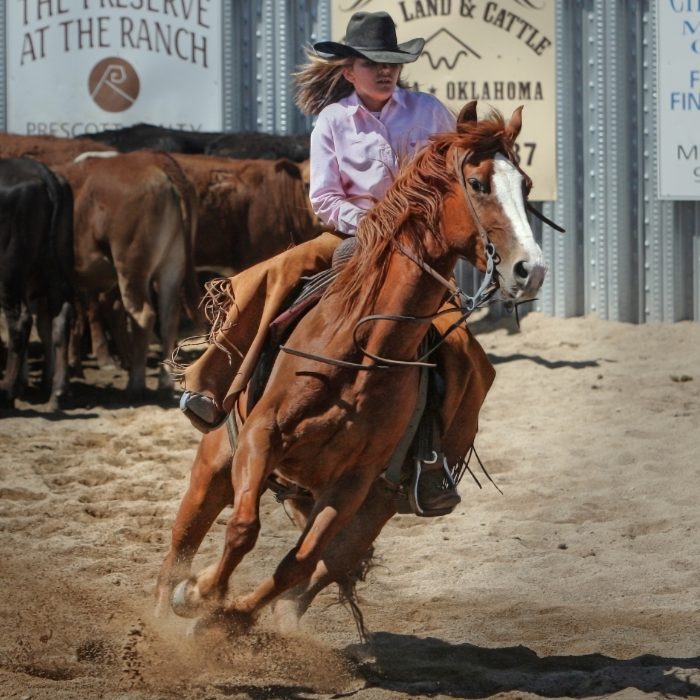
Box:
3;1;699;322
221;0;699;323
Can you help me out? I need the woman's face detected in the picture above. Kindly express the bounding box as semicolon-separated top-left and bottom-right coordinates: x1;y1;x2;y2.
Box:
342;58;401;112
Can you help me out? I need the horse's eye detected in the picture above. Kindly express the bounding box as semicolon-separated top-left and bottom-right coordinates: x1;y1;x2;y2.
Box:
467;178;484;193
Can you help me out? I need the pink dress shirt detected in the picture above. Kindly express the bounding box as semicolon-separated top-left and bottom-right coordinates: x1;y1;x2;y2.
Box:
309;88;456;235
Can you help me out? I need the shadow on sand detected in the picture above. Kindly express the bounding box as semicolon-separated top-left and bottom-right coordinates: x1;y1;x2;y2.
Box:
347;632;700;698
2;345;180;419
487;352;602;370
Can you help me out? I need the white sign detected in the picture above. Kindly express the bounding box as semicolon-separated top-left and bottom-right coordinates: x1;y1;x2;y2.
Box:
331;0;557;200
6;0;223;137
657;0;700;200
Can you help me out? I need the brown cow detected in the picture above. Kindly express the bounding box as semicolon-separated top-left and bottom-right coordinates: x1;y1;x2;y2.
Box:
171;154;324;277
0;132;113;166
55;151;202;396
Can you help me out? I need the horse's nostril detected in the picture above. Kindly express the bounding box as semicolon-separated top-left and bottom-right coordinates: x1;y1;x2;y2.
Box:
514;260;529;281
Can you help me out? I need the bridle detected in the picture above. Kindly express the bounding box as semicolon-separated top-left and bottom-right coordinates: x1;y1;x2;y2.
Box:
395;146;500;311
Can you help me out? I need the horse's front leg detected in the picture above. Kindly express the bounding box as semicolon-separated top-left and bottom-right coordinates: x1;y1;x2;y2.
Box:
172;418;278;627
224;467;378;631
156;428;233;617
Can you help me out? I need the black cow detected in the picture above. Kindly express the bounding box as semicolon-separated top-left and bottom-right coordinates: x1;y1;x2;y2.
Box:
83;123;310;162
0;157;74;411
83;123;219;153
205;132;310;162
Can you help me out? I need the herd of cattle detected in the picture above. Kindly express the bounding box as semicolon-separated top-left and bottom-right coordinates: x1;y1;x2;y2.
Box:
0;124;324;412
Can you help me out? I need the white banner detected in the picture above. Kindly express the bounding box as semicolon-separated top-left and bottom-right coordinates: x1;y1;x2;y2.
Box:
657;0;700;200
330;0;557;200
6;0;223;137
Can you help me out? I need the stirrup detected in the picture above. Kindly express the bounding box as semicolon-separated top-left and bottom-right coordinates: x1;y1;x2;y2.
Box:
407;453;461;518
179;390;228;434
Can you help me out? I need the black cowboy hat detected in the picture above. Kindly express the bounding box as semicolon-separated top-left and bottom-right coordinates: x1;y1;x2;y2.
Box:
313;11;424;64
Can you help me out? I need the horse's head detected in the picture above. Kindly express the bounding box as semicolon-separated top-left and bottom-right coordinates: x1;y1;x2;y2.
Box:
442;101;547;304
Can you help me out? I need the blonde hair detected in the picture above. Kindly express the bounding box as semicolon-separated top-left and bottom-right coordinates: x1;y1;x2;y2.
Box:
294;47;410;116
294;49;355;116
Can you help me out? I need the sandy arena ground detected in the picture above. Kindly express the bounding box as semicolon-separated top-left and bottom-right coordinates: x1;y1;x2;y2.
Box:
0;312;698;700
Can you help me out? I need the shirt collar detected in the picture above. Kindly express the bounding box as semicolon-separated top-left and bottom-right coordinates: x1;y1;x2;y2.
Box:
343;88;407;116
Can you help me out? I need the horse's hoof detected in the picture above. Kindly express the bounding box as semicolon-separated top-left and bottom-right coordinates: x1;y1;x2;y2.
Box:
272;598;303;635
170;579;201;618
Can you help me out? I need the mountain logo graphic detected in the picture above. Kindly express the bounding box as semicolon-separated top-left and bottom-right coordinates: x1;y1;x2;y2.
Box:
421;29;482;70
88;57;140;113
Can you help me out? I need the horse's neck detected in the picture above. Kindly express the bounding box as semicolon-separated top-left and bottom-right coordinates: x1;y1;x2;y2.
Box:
358;249;455;361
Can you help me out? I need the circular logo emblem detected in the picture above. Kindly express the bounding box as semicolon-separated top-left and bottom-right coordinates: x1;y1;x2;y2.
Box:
88;57;140;112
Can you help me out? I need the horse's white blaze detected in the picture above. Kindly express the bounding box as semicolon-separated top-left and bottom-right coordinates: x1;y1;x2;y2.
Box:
492;153;543;264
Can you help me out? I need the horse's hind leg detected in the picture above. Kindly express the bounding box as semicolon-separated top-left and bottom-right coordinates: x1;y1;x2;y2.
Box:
155;428;233;617
272;479;397;635
221;469;378;631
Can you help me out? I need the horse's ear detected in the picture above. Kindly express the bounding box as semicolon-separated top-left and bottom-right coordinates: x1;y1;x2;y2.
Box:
457;101;478;124
505;105;524;143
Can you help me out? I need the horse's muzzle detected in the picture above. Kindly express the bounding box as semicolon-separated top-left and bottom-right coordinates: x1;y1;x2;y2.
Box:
504;256;547;301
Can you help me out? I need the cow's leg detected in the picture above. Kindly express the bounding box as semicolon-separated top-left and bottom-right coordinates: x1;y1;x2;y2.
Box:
125;310;154;398
170;414;280;620
34;297;54;390
34;297;72;410
271;479;397;635
48;301;73;410
0;296;32;407
155;428;234;617
67;297;86;378
87;294;116;369
118;274;156;398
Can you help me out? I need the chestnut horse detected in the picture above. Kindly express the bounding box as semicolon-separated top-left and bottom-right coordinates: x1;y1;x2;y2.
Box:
156;103;547;635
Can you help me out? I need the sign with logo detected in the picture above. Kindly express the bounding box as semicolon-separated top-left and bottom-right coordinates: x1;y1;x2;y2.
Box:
657;0;700;200
330;0;557;200
6;0;222;137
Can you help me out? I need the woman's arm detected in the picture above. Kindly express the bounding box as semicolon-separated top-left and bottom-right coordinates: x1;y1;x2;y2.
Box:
309;112;369;236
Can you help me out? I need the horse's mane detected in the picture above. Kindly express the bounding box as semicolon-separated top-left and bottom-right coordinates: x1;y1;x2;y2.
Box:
329;109;517;318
